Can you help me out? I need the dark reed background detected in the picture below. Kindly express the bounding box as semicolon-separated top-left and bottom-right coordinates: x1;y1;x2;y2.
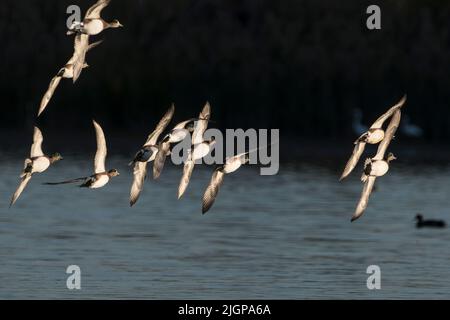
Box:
0;0;449;141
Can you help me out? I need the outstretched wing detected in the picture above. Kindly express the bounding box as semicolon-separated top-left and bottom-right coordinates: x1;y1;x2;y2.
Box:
38;75;62;117
85;0;111;19
178;159;195;199
72;34;91;82
351;176;376;222
44;177;88;185
192;102;211;144
10;175;32;207
30;127;44;158
153;141;170;179
373;109;401;160
340;141;366;180
93;120;107;173
370;94;406;129
144;104;175;147
202;169;225;214
130;161;147;207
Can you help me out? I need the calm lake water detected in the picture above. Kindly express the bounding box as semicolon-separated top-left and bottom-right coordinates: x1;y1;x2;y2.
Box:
0;155;449;299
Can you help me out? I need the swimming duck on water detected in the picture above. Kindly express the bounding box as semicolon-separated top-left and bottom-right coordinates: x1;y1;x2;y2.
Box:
67;0;123;36
45;120;119;188
10;127;63;207
38;34;102;117
129;105;175;206
352;109;401;222
415;214;446;228
340;95;406;181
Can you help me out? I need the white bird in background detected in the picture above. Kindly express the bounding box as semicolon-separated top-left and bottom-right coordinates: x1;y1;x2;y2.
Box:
341;95;406;181
129;105;175;206
352;109;401;222
10;127;63;207
401;115;424;138
45;120;119;188
178;103;215;199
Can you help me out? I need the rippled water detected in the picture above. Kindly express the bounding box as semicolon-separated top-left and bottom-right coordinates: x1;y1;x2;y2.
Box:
0;156;449;299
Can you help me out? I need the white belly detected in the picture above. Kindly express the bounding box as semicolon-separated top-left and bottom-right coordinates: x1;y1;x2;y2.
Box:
223;159;243;174
170;129;188;143
367;129;384;144
32;157;51;173
370;160;389;177
83;19;104;35
192;143;211;160
90;175;110;189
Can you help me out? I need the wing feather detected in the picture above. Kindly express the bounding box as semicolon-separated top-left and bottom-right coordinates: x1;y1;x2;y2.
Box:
178;159;195;199
370;94;406;129
130;161;147;207
93;120;107;173
202;169;225;214
340;141;366;180
373;110;401;160
153;141;170;179
38;76;62;117
30;127;44;158
10;175;32;207
85;0;111;19
144;104;175;147
192;102;211;144
351;176;376;222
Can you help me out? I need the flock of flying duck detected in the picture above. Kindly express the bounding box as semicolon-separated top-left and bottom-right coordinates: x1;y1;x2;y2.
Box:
8;0;439;224
10;0;253;215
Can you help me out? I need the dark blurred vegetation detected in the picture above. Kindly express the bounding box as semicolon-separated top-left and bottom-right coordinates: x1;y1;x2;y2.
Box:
1;0;450;140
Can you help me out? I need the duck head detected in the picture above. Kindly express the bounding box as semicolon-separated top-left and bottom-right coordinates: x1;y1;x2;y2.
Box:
109;19;123;28
108;169;120;177
415;214;423;222
50;152;63;163
386;152;397;162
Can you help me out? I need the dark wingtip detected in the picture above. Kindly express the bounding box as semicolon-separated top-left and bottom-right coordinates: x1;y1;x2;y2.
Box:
350;216;358;223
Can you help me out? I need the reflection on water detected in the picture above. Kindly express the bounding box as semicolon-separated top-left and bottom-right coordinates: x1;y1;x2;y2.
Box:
0;156;449;299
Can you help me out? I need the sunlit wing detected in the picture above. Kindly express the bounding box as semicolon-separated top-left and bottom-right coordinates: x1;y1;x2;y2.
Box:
10;175;32;207
130;161;147;207
93;120;107;173
351;176;376;222
85;0;111;19
370;94;406;129
38;75;62;117
144;104;175;147
30;127;44;158
192;102;211;144
373;110;401;160
340;141;366;180
202;169;225;214
153;141;170;179
178;159;195;199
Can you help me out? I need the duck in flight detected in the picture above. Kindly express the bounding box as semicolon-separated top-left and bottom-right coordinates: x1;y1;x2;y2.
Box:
45;120;119;188
202;152;250;214
352;109;401;222
10;127;63;207
38;34;102;117
415;214;446;228
129;105;175;206
340;95;406;181
153;107;211;180
178;103;215;199
67;0;123;36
